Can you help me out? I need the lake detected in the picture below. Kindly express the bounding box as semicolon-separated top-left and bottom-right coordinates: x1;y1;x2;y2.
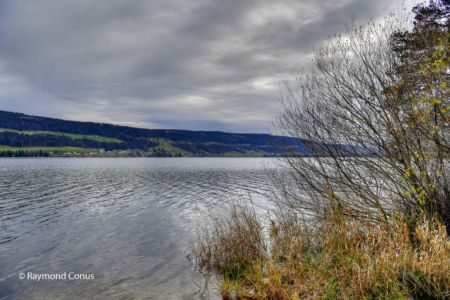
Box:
0;158;278;299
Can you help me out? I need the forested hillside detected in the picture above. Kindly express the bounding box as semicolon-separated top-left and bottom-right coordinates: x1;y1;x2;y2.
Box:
0;110;311;157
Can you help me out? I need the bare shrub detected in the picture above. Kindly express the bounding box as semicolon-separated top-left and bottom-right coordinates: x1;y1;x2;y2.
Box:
276;1;450;231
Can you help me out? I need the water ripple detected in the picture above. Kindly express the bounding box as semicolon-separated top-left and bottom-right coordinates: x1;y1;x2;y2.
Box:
0;157;279;299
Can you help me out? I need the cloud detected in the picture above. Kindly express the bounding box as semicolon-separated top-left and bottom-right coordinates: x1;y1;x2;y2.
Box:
0;0;403;132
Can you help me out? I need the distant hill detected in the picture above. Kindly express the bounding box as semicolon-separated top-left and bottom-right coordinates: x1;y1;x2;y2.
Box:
0;110;314;157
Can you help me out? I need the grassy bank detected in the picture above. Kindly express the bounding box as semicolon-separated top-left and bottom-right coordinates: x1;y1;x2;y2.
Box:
189;205;450;299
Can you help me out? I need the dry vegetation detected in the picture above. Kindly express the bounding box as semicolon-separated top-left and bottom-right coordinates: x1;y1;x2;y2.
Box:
188;1;449;299
189;204;450;299
189;205;267;282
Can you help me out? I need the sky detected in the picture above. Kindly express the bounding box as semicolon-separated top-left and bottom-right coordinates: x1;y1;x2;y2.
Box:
0;0;410;133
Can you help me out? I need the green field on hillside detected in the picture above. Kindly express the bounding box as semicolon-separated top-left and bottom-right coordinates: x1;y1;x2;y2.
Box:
0;145;96;153
0;128;122;143
155;139;192;156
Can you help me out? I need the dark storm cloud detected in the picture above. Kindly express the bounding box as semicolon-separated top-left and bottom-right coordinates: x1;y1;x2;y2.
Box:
0;0;404;132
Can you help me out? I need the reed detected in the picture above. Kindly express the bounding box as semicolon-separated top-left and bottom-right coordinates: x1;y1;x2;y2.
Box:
189;205;450;299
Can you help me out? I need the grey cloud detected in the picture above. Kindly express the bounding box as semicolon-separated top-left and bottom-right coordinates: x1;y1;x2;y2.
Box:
0;0;402;132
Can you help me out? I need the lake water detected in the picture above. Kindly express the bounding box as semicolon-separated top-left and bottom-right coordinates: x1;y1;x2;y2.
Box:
0;158;278;299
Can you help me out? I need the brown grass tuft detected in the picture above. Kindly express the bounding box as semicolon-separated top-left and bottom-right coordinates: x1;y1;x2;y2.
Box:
188;205;267;283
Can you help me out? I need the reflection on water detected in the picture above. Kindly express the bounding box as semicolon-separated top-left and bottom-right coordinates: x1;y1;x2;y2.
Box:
0;158;277;299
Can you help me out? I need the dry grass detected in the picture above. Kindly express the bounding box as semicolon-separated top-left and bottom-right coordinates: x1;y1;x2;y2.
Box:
188;205;267;282
189;205;450;299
